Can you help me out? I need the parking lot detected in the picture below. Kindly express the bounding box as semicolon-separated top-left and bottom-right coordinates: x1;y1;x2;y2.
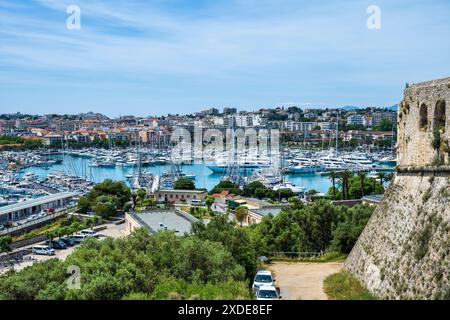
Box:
268;261;343;300
1;222;126;274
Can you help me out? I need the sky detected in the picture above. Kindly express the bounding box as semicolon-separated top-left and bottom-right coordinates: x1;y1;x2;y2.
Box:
0;0;450;117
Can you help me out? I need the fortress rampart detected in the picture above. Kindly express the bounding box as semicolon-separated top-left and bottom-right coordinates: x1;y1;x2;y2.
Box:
345;78;450;299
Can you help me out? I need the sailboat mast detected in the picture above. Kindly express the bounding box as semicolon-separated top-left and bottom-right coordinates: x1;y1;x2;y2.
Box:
335;110;339;157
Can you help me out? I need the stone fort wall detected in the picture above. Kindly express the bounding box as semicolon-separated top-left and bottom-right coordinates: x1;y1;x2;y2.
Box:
345;77;450;299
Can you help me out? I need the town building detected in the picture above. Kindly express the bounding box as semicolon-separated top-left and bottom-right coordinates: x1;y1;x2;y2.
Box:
153;189;207;205
223;107;237;114
0;192;79;227
347;114;365;126
124;209;199;235
372;111;397;126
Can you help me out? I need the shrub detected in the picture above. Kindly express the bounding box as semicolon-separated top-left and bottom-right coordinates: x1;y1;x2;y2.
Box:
324;271;377;300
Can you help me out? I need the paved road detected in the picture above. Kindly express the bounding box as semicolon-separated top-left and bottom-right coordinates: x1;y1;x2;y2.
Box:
1;222;126;274
268;262;343;300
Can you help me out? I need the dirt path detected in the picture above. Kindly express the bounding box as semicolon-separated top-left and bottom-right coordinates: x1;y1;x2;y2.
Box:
268;261;343;300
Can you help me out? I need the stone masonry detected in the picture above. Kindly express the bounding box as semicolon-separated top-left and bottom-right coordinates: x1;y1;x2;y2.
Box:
345;77;450;299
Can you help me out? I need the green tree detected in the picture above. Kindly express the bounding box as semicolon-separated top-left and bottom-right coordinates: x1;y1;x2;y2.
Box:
0;228;251;300
338;171;352;200
328;175;384;200
234;206;249;227
131;193;138;210
77;196;91;213
77;179;131;214
0;236;12;253
376;172;386;186
205;195;215;211
242;181;266;197
357;172;367;198
136;188;147;204
93;195;118;218
328;171;338;200
331;204;375;253
210;180;240;195
376;119;394;131
193;215;257;279
173;178;196;190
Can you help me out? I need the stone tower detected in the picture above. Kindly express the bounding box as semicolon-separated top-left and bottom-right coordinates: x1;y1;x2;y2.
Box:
345;77;450;300
397;77;450;167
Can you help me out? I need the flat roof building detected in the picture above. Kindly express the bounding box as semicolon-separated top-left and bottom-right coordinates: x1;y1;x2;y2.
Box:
125;209;199;236
0;192;79;226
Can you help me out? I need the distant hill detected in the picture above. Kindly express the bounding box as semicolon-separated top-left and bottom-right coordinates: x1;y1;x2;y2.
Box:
385;104;398;111
340;105;398;112
341;105;363;111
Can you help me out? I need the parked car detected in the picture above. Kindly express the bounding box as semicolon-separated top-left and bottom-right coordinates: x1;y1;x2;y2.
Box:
60;237;76;247
0;225;5;231
45;239;67;249
36;212;46;219
68;234;88;244
32;245;55;256
258;256;272;264
190;199;203;206
79;229;99;238
27;214;38;221
252;270;274;291
255;285;281;300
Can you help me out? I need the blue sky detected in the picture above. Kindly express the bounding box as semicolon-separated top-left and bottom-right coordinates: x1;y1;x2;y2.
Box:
1;0;450;117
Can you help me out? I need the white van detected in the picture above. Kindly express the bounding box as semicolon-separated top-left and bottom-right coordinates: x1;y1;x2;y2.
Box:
68;234;88;244
190;199;203;206
79;229;98;238
32;245;55;256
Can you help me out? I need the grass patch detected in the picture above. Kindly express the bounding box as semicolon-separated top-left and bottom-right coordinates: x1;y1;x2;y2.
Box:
12;217;66;241
324;270;377;300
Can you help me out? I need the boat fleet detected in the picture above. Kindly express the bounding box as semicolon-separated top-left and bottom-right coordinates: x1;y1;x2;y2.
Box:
64;148;170;168
0;147;396;207
282;149;395;174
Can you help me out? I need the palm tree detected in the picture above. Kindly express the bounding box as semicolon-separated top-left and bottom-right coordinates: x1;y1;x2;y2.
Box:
357;172;367;198
339;170;353;200
328;171;338;200
377;172;386;187
131;193;138;210
386;173;394;184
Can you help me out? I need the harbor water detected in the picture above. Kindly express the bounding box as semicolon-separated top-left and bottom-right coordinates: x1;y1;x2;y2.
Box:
21;154;335;193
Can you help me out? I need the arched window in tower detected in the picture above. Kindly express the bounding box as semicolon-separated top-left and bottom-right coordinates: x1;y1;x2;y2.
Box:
434;100;446;131
419;103;428;130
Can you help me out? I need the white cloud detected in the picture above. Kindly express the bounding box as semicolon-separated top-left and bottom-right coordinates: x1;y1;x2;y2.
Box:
1;0;450;114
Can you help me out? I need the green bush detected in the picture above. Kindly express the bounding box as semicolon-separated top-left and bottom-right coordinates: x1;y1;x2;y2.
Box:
77;179;131;214
173;178;196;190
250;201;374;255
0;229;250;300
324;271;377;300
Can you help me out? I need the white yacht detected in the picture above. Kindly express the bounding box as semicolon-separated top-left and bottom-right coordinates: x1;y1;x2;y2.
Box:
273;182;305;194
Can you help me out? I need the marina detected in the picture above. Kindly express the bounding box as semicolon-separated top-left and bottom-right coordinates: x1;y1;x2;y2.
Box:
0;147;396;208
